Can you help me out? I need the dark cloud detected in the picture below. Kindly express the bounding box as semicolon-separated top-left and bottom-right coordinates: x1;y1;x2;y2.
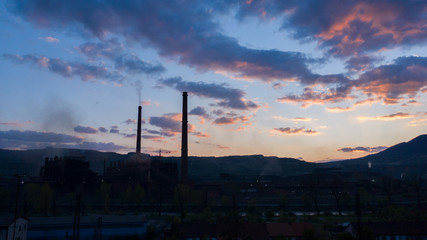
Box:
358;112;414;121
74;125;98;134
77;39;123;59
273;127;318;135
189;106;208;116
0;130;83;143
277;84;353;107
189;106;211;121
213;116;249;125
278;56;427;106
7;0;427;108
78;141;130;152
237;1;427;56
123;119;137;125
144;128;175;137
0;137;128;152
3;53;123;82
159;77;259;110
123;133;136;138
78;40;166;75
98;127;108;133
272;82;286;89
6;0;345;86
141;135;163;142
114;54;165;75
212;109;224;116
345;55;381;73
149;114;181;134
148;114;199;137
337;146;388;153
355;56;427;104
110;126;120;134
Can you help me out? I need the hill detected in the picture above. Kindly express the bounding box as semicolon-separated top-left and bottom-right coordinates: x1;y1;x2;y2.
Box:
166;155;315;179
0;148;313;179
0;147;141;177
322;134;427;178
0;134;426;179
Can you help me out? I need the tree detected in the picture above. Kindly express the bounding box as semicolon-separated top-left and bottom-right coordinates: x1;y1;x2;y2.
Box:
98;183;111;213
336;232;355;240
375;175;399;205
39;183;53;216
305;174;321;215
279;194;288;212
174;184;192;220
328;174;344;215
0;187;10;211
122;185;133;205
407;176;425;210
23;183;40;215
133;184;145;209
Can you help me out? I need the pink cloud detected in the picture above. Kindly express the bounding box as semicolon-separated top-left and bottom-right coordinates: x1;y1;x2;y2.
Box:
0;120;33;127
44;36;59;43
140;100;151;106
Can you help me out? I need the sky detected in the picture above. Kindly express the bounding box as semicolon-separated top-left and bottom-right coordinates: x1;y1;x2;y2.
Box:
0;0;426;162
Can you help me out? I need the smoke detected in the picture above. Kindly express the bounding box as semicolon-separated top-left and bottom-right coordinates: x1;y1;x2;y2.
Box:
40;95;79;132
135;80;142;105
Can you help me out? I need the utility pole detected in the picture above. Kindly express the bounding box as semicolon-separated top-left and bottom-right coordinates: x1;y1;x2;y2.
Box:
355;193;361;240
97;216;102;240
13;173;25;240
73;195;81;240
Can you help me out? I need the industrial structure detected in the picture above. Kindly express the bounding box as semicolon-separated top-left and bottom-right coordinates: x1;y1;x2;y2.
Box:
181;91;188;181
38;92;189;194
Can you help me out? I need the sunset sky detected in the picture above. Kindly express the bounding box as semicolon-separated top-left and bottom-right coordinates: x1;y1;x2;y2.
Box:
1;0;426;162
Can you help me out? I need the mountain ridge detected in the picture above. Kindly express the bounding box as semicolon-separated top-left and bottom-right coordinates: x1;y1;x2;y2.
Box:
0;134;426;178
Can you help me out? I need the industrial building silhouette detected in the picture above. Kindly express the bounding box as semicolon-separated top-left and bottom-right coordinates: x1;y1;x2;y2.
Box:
38;92;190;193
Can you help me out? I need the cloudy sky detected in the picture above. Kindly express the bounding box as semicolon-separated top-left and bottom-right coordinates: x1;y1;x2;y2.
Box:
1;0;426;162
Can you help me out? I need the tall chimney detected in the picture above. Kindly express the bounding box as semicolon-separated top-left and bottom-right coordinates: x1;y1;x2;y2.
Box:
136;106;142;155
181;92;188;181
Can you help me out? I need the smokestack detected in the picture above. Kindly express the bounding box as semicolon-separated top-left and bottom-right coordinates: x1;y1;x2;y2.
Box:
181;92;188;181
136;106;142;155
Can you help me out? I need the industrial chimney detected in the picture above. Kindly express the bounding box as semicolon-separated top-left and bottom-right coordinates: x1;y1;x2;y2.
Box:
136;106;142;156
181;92;188;181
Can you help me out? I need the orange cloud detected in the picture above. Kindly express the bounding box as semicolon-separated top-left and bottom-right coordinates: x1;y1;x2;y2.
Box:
354;98;380;106
140;100;152;106
326;106;352;112
356;80;425;104
142;135;164;142
193;131;210;138
293;117;312;122
316;2;427;55
277;85;354;107
272;116;312;122
357;112;414;121
217;144;230;150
